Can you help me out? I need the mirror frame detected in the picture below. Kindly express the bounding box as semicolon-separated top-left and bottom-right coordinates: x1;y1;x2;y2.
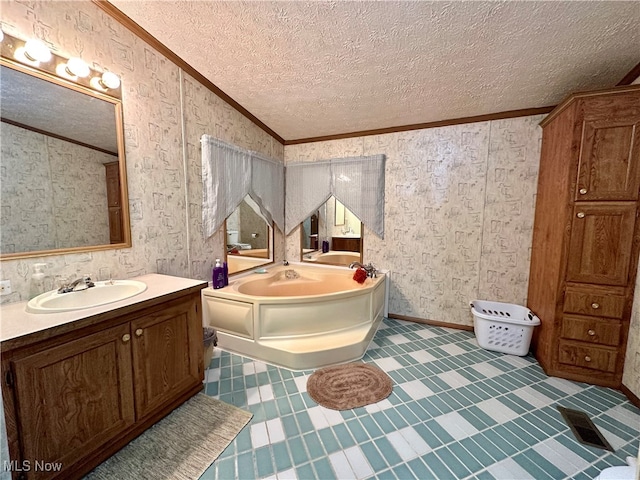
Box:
0;57;131;260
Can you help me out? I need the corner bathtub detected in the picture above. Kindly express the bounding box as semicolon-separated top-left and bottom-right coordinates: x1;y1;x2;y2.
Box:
202;263;388;370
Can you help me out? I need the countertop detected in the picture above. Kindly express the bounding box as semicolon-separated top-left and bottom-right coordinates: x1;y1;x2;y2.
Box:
0;273;207;343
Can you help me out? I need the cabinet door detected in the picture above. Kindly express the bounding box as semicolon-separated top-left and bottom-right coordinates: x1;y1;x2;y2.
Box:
108;207;123;243
131;298;203;419
576;119;640;201
567;203;636;285
11;324;135;477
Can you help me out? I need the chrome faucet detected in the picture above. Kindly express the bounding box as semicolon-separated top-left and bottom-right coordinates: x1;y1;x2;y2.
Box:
349;262;378;278
58;276;95;294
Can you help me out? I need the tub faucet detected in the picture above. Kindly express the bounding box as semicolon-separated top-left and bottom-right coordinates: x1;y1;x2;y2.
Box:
58;276;95;294
349;262;378;278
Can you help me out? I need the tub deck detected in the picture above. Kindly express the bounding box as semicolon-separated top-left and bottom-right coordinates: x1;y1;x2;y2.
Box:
202;263;388;370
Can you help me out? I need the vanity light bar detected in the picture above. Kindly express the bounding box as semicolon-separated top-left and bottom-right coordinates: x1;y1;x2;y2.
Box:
0;31;122;99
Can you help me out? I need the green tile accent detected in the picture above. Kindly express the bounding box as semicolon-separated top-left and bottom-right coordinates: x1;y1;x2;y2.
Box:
312;458;335;479
295;463;315;480
459;437;496;467
437;391;464;410
373;437;403;466
361;441;391;472
332;423;356;449
459;406;496;430
518;449;567;480
295;411;315;434
236;451;256;480
281;415;300;438
385;408;410;429
303;431;325;460
422;452;455;479
255;445;274;478
434;446;471;478
475;470;497;480
289;437;309;465
361;415;384;438
272;441;293;472
512;452;555;480
497;393;530;414
212;457;234;480
396;404;422;424
234;428;253;453
276;397;292;416
449;442;483;474
372;411;397;434
471;432;508;462
555;433;600;462
429;395;454;414
407;457;436;480
484;427;521;455
424;420;455;445
392;463;414;479
507;418;544;443
263;400;279;420
318;427;341;454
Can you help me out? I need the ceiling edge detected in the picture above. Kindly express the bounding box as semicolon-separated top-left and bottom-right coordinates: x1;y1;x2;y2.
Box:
285;106;556;145
617;61;640;86
93;0;286;144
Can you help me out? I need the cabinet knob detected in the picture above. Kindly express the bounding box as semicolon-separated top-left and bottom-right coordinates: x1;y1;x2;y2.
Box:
579;188;587;195
591;302;600;309
584;356;591;362
135;328;143;337
122;334;131;342
587;329;596;336
577;212;585;218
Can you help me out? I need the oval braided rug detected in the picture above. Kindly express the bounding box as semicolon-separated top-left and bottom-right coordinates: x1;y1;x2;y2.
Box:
307;362;393;410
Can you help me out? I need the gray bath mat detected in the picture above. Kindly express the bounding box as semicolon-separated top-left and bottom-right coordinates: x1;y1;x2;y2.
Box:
84;393;252;479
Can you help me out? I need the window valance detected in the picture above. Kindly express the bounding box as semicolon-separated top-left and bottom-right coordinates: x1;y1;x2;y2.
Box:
285;155;386;238
201;135;284;238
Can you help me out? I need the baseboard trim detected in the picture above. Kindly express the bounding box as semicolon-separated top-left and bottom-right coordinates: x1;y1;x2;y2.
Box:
621;383;640;409
388;313;474;332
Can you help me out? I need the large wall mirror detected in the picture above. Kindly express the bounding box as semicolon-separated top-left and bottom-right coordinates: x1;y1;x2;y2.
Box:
226;195;273;274
0;58;130;260
300;196;363;266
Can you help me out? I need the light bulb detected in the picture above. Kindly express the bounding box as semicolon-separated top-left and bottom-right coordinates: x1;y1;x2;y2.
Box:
0;30;4;43
100;71;120;89
24;38;51;63
65;57;90;78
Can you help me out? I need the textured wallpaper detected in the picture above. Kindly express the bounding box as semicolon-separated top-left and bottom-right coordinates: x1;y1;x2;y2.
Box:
1;122;110;254
0;0;283;302
285;116;543;326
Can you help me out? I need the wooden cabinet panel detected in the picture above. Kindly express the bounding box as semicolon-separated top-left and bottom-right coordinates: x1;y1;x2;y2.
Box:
558;340;618;373
563;286;626;319
576;120;640;201
105;162;123;243
108;207;123;244
331;236;361;252
566;203;636;286
11;324;135;477
529;85;640;389
131;298;203;419
560;315;622;346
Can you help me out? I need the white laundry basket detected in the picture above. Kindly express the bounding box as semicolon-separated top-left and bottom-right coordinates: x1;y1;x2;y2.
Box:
470;300;541;356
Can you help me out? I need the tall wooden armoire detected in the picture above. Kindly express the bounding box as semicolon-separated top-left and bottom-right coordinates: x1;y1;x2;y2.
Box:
528;85;640;388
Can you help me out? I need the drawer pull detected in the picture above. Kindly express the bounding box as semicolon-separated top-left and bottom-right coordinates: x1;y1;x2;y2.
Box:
584;356;591;362
135;328;143;337
577;212;585;218
579;188;587;195
591;303;600;309
122;334;131;343
587;329;596;336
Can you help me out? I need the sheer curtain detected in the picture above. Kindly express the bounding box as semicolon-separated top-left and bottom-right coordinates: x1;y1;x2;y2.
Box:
201;135;284;238
285;155;386;238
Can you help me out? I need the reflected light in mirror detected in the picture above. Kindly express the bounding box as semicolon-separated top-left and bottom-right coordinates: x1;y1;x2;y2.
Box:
300;196;363;267
225;196;273;275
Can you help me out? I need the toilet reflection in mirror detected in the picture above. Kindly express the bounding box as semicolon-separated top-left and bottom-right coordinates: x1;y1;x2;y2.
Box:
225;196;273;274
300;196;363;267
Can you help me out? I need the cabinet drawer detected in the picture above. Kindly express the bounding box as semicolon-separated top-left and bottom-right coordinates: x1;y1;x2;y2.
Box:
558;340;618;373
563;287;625;319
560;315;622;346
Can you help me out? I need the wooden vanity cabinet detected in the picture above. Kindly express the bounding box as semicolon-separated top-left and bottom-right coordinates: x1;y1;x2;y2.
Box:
528;85;640;388
1;288;205;480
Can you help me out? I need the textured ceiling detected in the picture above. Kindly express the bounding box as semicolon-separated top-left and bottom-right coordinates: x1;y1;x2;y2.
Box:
108;1;640;142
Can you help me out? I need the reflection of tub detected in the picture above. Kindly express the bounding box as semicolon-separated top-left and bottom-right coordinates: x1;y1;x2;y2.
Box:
202;263;388;370
311;250;360;266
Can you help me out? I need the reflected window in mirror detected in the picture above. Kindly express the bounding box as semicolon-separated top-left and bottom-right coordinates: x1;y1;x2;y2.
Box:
225;196;273;274
0;58;130;260
300;196;363;267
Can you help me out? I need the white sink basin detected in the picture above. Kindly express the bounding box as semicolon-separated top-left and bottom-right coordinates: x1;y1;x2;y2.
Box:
26;280;147;314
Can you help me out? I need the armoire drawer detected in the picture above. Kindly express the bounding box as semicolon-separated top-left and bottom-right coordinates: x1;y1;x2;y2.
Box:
563;287;625;319
558;340;618;373
560;315;622;346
